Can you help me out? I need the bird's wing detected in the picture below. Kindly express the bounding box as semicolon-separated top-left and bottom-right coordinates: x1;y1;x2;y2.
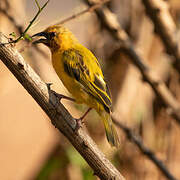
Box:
62;48;112;112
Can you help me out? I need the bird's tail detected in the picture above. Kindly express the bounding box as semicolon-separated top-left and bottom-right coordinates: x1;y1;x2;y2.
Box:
100;111;120;148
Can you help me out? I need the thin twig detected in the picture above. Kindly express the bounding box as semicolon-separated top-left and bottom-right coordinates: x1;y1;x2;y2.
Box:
56;0;109;25
0;33;125;180
0;0;48;58
13;0;49;43
0;0;49;44
84;0;180;125
141;0;180;74
113;117;177;180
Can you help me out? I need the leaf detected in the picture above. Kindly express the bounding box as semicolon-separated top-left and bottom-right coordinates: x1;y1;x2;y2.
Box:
9;32;16;38
24;34;32;41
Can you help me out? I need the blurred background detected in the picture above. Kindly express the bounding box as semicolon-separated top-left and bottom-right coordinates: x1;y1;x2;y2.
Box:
0;0;180;179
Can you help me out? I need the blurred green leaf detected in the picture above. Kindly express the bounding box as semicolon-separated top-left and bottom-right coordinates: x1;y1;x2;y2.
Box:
9;32;16;38
66;146;96;180
82;168;96;180
36;157;62;180
66;146;87;168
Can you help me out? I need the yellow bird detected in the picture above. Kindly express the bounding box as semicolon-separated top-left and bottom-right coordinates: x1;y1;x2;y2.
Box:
33;25;119;147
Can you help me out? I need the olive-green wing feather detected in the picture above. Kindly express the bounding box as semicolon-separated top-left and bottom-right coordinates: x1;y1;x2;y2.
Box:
62;48;112;112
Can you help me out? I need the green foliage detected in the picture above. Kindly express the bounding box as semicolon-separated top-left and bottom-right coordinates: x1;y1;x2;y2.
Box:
9;32;16;38
36;157;62;180
7;0;49;44
24;34;32;41
66;146;96;180
82;168;96;180
66;146;87;168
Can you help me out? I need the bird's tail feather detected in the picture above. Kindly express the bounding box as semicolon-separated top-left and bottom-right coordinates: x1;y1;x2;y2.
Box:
100;111;120;147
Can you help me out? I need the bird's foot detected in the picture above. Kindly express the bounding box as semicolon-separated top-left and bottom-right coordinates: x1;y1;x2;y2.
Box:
53;93;75;102
46;83;75;108
74;108;92;132
74;118;83;132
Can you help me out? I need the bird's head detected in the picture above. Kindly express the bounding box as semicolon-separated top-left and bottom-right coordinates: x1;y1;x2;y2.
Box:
33;25;76;52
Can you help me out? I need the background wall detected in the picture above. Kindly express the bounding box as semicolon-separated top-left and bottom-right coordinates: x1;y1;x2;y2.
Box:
0;0;180;179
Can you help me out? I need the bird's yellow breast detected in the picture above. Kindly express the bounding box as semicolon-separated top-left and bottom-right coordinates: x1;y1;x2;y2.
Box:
52;51;103;111
52;52;87;103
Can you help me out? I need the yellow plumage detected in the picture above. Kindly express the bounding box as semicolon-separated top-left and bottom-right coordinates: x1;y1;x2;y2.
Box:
33;25;119;147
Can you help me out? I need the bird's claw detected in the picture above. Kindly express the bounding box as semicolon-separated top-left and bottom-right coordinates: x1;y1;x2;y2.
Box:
46;83;53;91
74;118;84;132
46;82;75;108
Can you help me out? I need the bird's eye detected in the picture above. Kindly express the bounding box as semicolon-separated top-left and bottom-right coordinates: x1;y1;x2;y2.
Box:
49;32;56;39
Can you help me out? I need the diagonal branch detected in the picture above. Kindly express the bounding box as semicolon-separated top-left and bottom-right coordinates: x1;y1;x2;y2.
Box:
113;117;177;180
56;0;110;25
141;0;180;74
84;0;180;124
0;33;125;180
0;0;23;34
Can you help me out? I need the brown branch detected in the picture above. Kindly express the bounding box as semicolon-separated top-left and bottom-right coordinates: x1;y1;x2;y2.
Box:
84;0;180;125
141;0;180;74
0;33;125;180
56;0;110;25
0;1;23;34
119;46;180;123
112;117;177;180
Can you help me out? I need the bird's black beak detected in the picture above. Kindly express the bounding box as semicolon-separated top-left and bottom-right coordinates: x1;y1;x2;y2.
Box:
32;32;49;45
